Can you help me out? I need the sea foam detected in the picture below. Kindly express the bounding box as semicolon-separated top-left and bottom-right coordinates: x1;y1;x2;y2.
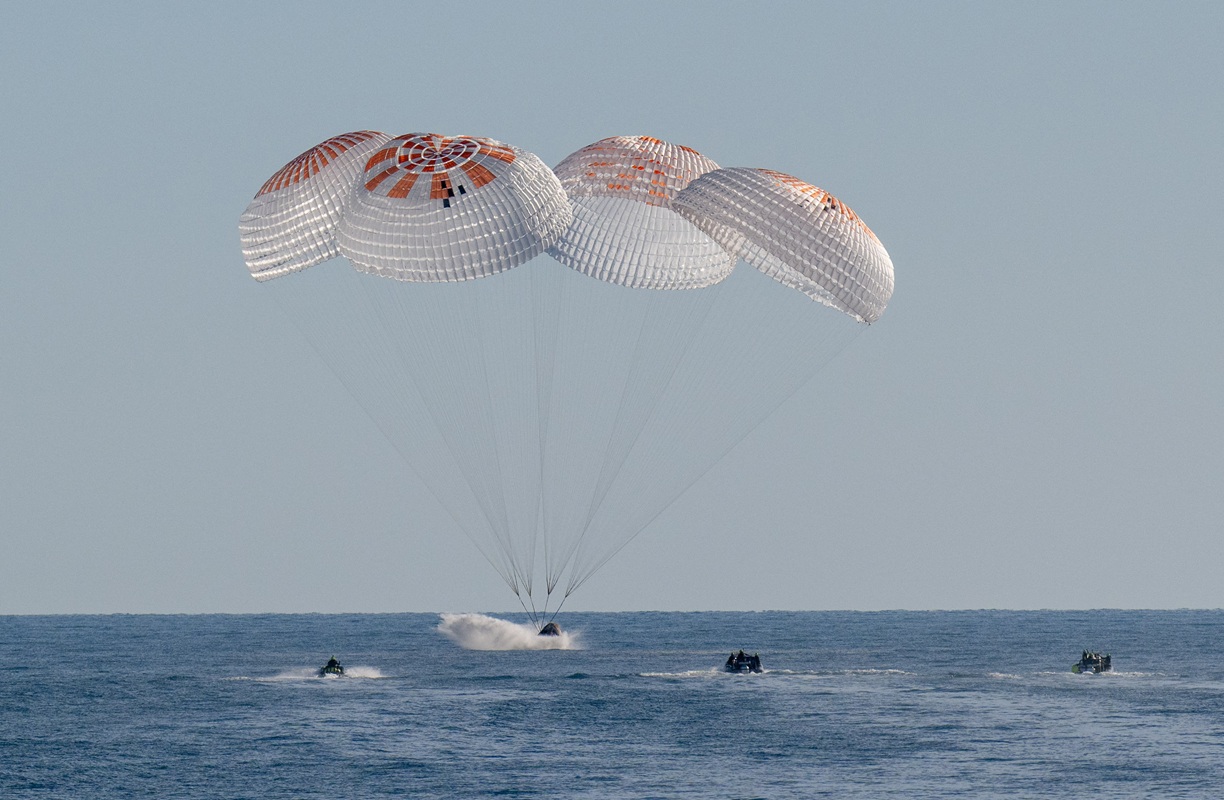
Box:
436;612;578;651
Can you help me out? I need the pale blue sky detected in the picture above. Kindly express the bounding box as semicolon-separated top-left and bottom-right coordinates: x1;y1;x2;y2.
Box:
2;2;1222;613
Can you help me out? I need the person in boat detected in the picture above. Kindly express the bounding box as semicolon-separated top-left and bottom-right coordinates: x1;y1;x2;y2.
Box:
320;656;343;676
725;650;762;672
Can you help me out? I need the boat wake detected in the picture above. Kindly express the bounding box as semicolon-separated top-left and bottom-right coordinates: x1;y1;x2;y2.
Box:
328;665;383;679
437;613;578;651
642;667;911;680
229;666;386;682
640;668;726;679
760;668;909;678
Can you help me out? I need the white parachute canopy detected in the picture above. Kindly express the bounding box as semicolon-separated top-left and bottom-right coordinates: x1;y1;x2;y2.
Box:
548;136;735;289
337;133;571;282
239;131;391;281
239;132;893;624
673;167;894;323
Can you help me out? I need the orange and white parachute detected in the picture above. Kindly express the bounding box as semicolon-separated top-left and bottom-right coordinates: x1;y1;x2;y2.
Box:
237;131;894;623
240;132;570;284
548;136;734;290
238;131;894;321
239;131;391;282
673;167;894;323
336;134;571;282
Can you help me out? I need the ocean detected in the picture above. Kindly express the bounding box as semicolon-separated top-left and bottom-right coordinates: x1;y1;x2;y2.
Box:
2;610;1221;798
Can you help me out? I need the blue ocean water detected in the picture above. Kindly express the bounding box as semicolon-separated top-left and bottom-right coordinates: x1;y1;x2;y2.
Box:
2;610;1222;798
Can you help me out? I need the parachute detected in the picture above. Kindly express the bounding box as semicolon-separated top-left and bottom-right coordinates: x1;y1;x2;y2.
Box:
337;134;571;282
672;167;894;323
239;132;893;624
548;135;734;289
240;131;391;281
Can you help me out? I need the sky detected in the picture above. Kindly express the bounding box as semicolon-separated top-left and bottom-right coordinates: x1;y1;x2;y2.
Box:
2;2;1222;614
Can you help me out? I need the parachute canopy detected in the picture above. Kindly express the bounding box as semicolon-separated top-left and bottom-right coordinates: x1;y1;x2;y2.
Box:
239;131;894;623
548;136;734;290
239;131;391;282
672;168;895;323
336;133;572;282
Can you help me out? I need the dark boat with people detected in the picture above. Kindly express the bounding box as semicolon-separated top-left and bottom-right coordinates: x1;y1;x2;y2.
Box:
1072;650;1111;674
724;650;762;673
538;622;562;636
319;656;344;677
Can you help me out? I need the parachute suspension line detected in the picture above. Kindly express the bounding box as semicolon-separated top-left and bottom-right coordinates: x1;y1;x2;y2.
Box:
538;282;646;601
513;586;539;629
470;276;527;598
532;262;566;607
468;272;554;604
563;271;867;598
543;263;582;600
578;285;660;532
573;283;722;556
532;261;570;599
268;272;527;595
558;279;738;599
538;272;647;597
539;263;643;599
577;288;680;537
565;345;866;598
369;278;502;538
543;283;719;599
544;591;571;626
359;272;529;598
457;282;520;581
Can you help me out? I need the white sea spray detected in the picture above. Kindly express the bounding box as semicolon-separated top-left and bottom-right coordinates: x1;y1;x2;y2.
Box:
436;612;578;650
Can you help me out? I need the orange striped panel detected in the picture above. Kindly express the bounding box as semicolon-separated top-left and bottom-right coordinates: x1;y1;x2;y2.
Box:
366;148;397;169
365;167;397;191
430;171;451;199
387;172;419;199
256;131;383;196
460;161;495;188
763;170;878;241
477;144;516;164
